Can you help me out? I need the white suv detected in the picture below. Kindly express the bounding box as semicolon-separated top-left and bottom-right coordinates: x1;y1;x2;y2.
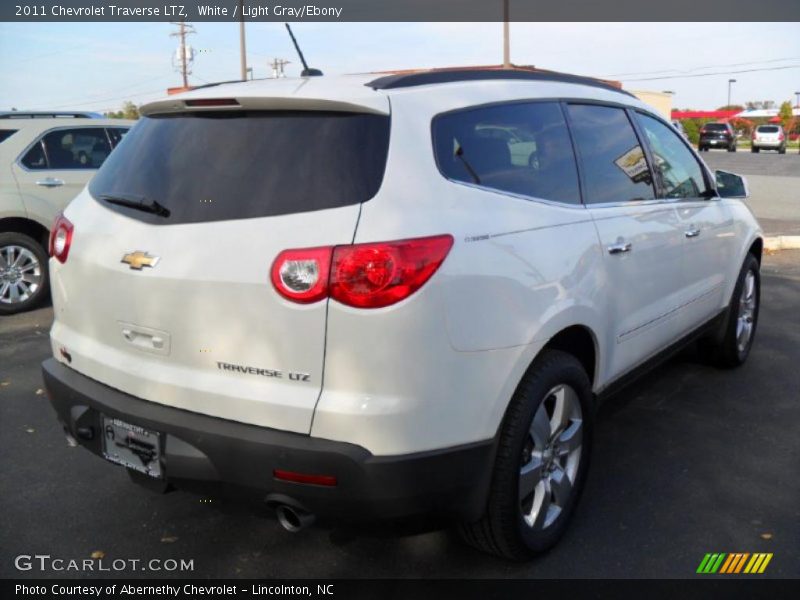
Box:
0;113;132;313
42;71;762;559
751;124;786;153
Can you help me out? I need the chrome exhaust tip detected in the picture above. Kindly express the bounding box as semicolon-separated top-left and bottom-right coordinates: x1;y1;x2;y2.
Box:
275;504;315;532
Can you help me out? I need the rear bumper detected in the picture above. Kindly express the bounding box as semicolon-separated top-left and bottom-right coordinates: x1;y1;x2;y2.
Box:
699;137;733;147
42;358;494;523
752;140;782;148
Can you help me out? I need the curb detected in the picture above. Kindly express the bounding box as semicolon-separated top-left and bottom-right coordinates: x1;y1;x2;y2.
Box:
764;236;800;251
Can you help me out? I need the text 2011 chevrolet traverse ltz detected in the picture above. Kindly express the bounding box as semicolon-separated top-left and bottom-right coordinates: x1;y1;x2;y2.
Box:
43;70;762;560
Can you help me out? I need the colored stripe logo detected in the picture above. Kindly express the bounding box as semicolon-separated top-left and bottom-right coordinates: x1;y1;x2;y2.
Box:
697;553;773;574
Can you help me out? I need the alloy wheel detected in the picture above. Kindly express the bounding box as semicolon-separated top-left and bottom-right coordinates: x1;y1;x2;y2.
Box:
0;244;42;305
519;384;583;530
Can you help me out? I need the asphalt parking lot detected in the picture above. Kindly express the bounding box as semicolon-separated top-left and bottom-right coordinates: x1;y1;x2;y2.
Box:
703;151;800;236
1;154;798;580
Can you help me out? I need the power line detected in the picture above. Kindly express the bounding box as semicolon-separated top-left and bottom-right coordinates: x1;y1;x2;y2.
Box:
621;64;800;82
34;87;166;111
27;74;172;110
606;56;800;78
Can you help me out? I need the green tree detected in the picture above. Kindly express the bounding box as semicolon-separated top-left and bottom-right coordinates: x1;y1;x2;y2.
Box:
106;101;140;120
716;105;744;112
778;101;793;129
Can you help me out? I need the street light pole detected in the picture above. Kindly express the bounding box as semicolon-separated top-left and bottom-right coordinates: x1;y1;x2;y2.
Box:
795;91;800;108
727;79;736;108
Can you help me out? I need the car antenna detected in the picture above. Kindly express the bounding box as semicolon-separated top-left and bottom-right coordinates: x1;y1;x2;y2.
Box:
284;23;323;77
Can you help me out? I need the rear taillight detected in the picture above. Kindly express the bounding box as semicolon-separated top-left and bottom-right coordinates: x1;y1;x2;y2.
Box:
752;131;757;140
49;213;74;263
270;235;454;309
779;132;785;141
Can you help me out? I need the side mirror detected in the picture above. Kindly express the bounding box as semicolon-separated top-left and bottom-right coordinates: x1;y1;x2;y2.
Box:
714;170;749;199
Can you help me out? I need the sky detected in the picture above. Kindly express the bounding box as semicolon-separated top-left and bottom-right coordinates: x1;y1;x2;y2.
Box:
0;22;798;113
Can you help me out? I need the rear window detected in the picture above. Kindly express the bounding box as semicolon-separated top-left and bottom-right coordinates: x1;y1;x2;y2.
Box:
0;129;18;143
703;124;728;132
757;126;779;133
89;111;390;225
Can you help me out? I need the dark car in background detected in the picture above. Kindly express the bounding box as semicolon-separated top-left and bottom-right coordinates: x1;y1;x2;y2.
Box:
698;122;736;152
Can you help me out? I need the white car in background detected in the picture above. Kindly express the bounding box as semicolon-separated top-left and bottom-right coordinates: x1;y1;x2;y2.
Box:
42;71;761;559
751;124;786;153
0;112;132;314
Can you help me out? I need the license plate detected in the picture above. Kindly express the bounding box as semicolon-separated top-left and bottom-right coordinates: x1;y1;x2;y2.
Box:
102;416;163;478
710;140;717;144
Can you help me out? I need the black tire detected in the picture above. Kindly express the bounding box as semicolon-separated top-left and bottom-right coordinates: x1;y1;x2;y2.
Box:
728;143;736;153
459;350;593;560
0;232;50;315
753;147;760;153
779;147;786;155
750;146;757;153
700;253;760;368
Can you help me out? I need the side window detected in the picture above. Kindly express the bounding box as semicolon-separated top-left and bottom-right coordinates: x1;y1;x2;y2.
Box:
41;128;112;169
0;129;18;144
107;127;129;148
566;104;655;204
21;142;47;169
433;102;581;205
636;113;707;199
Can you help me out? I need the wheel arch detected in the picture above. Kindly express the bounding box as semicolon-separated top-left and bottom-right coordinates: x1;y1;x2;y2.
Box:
748;237;763;264
0;217;50;250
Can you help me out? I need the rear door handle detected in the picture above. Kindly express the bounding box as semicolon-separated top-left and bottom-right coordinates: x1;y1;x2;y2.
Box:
685;229;701;238
35;177;64;188
607;242;632;255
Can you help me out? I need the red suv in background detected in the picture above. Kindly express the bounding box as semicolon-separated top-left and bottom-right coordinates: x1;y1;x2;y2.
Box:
698;122;737;152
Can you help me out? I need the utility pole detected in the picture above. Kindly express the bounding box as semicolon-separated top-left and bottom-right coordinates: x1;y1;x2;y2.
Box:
238;0;247;81
170;21;195;88
502;0;511;68
727;78;736;108
270;58;291;78
795;91;800;108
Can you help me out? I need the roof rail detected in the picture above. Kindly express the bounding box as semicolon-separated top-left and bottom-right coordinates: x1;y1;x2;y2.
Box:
366;69;634;97
0;111;105;119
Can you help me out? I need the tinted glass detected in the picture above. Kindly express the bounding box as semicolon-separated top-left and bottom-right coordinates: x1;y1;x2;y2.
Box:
757;126;779;133
433;102;580;204
566;104;655;204
704;124;728;132
90;111;390;225
0;129;18;143
636;113;706;199
107;127;129;147
42;127;111;169
21;142;47;169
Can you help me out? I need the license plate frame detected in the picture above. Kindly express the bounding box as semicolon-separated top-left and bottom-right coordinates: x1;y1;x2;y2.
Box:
101;416;163;479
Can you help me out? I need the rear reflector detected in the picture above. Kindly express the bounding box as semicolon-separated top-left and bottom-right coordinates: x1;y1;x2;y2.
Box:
184;98;240;107
273;469;337;487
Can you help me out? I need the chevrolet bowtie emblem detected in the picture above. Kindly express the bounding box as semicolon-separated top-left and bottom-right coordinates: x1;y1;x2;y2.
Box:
121;251;160;270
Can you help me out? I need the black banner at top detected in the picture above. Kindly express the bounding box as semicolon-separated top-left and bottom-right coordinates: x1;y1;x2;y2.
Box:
3;0;800;22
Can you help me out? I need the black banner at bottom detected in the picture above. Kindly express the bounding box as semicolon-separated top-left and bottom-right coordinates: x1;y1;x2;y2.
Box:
4;579;800;600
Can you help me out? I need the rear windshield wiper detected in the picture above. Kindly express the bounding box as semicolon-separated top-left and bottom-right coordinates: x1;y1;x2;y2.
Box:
99;194;171;218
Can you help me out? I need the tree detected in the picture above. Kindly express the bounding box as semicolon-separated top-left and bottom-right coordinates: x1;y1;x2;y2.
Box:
778;101;793;129
716;105;744;112
105;101;140;120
